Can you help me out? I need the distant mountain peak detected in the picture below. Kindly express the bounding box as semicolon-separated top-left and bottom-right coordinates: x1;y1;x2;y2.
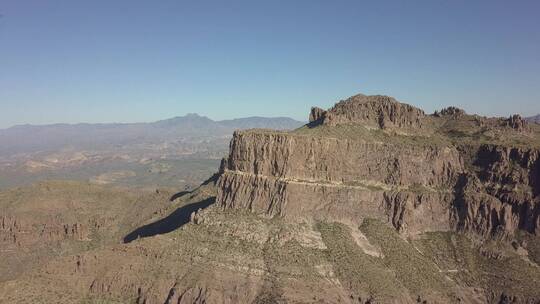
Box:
153;114;215;127
0;115;304;155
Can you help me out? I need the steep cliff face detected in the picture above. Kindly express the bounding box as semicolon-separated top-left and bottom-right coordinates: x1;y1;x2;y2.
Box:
453;145;540;237
218;130;463;235
225;130;463;187
216;93;540;239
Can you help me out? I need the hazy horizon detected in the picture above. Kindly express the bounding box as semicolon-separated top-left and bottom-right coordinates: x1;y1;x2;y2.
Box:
0;112;306;130
1;1;540;128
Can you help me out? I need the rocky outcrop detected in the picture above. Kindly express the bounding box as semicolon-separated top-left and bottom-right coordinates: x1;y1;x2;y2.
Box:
0;216;89;246
165;285;210;304
434;106;466;118
505;114;530;132
452;145;540;237
309;107;326;124
312;94;426;130
216;93;540;239
0;216;22;244
217;129;465;234
449;112;532;134
224;131;463;187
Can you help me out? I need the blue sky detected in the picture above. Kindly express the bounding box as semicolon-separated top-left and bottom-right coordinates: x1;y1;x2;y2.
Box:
0;0;539;128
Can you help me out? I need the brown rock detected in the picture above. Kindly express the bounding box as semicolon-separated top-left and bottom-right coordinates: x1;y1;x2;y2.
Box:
434;106;466;118
309;107;327;124
216;93;540;239
318;94;425;130
505;114;530;132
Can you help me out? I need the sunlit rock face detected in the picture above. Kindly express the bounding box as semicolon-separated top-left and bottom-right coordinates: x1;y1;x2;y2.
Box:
217;93;540;239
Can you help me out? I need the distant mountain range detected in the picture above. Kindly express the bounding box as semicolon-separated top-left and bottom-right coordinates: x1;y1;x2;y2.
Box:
0;114;304;155
526;114;540;124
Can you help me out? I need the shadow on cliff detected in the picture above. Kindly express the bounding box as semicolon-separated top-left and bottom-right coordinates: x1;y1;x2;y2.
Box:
123;196;216;243
169;190;191;201
168;173;221;202
306;120;323;128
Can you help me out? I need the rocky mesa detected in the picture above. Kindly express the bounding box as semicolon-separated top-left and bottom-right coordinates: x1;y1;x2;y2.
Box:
217;93;540;239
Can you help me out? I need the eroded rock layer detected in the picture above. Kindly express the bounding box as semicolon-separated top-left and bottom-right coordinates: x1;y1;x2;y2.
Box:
217;93;540;238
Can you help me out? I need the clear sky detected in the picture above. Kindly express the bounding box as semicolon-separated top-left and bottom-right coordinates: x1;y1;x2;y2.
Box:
1;0;539;128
